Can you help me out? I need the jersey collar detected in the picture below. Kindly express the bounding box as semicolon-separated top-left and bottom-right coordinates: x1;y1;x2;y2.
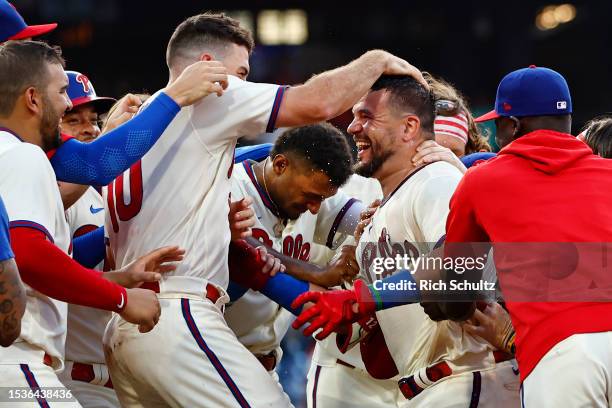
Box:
0;127;24;142
242;160;281;218
380;162;433;208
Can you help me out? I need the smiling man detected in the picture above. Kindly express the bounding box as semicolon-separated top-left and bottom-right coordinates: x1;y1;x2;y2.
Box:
61;71;115;143
293;75;519;407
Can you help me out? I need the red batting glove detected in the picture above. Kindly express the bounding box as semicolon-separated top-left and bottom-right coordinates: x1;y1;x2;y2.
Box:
291;279;377;340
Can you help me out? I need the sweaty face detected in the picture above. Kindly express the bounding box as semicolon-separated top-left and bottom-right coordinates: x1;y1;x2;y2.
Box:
40;63;72;152
221;43;250;80
272;159;338;220
61;104;101;143
347;91;399;178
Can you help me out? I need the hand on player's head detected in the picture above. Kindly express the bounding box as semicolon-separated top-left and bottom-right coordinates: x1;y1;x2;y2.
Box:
376;51;427;89
164;60;229;107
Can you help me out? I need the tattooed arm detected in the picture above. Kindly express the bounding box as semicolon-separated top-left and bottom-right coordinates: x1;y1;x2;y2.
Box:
0;258;26;347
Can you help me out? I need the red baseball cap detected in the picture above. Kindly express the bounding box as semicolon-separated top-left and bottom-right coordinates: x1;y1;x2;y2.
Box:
0;1;57;42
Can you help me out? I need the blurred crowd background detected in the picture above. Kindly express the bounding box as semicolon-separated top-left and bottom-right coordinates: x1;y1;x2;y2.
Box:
12;0;605;405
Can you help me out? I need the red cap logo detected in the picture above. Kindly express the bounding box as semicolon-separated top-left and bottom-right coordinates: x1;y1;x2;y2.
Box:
76;74;90;93
502;102;512;111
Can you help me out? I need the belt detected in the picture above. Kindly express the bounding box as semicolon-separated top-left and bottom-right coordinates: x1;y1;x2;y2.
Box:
71;362;113;389
255;351;277;371
141;281;221;304
399;351;512;400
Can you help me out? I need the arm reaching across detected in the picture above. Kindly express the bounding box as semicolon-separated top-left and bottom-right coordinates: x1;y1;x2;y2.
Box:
276;50;426;127
51;61;228;185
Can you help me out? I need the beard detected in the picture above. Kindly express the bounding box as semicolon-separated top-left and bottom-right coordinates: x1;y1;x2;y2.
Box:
353;145;393;178
39;94;62;152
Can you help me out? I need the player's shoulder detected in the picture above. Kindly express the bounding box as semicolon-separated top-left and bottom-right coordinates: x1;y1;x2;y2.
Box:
404;161;462;194
226;75;281;96
0;138;48;163
231;160;251;182
421;160;464;180
230;161;259;198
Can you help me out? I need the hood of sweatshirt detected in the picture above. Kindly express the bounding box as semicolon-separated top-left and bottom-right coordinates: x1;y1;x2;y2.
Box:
498;129;593;174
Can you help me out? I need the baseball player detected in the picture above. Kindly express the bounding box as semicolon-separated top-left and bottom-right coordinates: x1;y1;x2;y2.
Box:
304;175;406;408
58;71;119;407
0;195;26;348
0;40;219;406
224;124;359;383
447;66;612;407
0;0;57;42
224;141;397;408
293;75;519;407
103;12;425;408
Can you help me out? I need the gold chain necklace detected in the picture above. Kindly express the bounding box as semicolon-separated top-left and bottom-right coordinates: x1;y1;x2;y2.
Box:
261;157;281;215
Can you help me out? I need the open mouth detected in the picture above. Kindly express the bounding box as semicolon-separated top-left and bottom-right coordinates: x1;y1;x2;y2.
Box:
356;139;372;160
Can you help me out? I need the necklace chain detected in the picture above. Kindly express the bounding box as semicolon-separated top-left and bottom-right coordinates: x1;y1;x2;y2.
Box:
261;157;281;214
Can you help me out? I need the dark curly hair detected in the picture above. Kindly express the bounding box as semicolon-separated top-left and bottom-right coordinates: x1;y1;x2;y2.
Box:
270;123;354;188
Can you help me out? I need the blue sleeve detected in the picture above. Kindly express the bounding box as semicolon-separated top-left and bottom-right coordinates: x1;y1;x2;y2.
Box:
72;226;105;268
234;144;273;163
227;281;249;302
0;197;14;261
229;273;309;315
368;269;420;311
51;92;180;185
260;272;310;316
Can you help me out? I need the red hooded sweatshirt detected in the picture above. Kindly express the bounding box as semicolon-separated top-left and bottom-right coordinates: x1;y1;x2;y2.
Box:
446;129;612;381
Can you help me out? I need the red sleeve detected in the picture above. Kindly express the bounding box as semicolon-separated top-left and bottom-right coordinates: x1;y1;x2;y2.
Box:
10;227;127;313
46;134;74;160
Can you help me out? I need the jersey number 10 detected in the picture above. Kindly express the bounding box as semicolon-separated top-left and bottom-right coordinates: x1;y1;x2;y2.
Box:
107;161;143;233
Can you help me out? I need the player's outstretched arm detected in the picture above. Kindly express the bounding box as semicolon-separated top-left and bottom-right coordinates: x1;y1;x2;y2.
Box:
291;270;422;340
275;50;426;128
228;239;321;314
10;227;183;332
50;61;228;186
242;237;356;288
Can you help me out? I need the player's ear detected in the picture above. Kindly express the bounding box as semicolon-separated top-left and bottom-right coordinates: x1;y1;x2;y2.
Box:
23;87;42;115
199;53;215;62
401;115;421;142
272;155;289;175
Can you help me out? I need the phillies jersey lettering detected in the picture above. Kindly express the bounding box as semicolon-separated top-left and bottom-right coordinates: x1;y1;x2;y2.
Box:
356;162;496;378
225;160;363;357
